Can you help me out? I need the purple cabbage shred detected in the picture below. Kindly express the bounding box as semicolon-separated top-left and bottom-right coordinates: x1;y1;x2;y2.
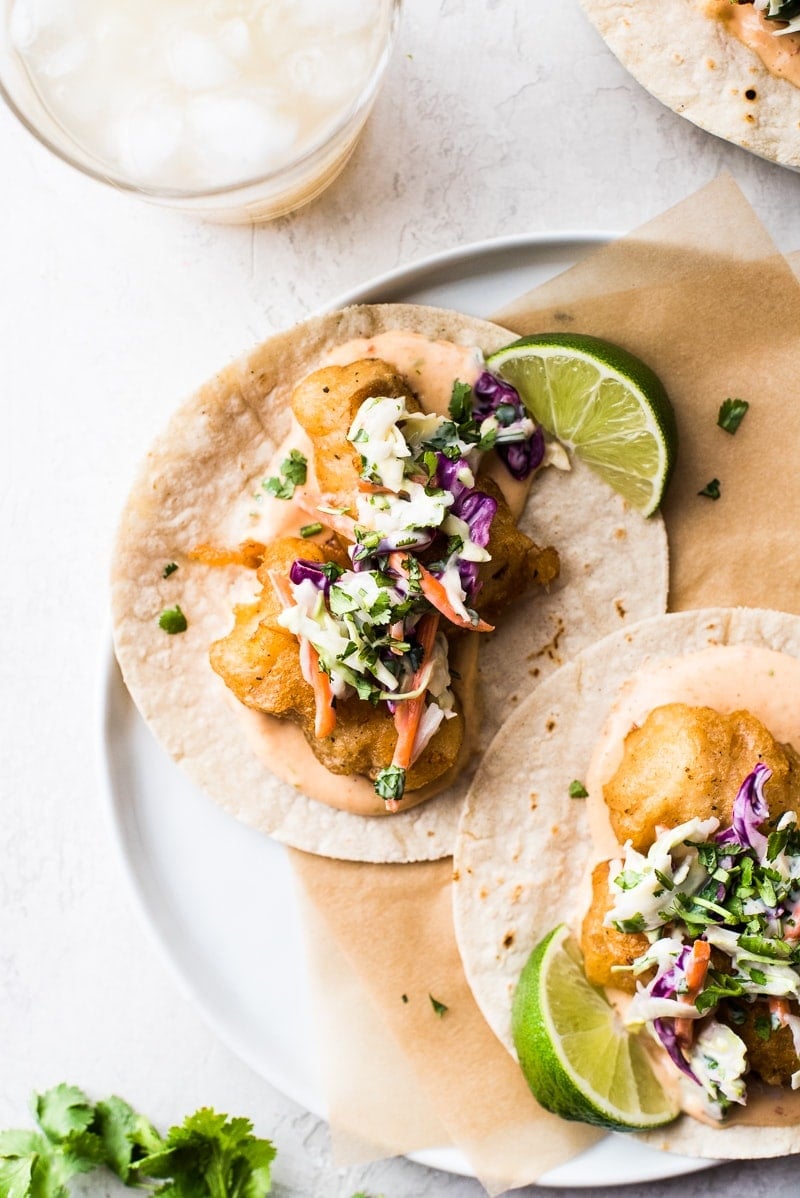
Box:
649;946;700;1084
715;763;771;856
472;370;544;481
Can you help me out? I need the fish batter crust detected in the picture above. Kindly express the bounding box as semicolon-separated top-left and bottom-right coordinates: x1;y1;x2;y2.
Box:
604;704;800;853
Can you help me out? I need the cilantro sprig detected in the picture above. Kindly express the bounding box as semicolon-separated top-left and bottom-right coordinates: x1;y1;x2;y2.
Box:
262;450;307;500
0;1085;275;1198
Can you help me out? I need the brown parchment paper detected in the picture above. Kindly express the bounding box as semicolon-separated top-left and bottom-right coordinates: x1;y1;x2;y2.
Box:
289;174;800;1191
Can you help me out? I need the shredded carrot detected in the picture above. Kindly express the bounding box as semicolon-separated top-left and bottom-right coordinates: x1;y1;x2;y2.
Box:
268;569;336;739
357;479;393;494
675;940;711;1048
769;997;791;1026
390;611;441;774
685;939;711;995
387;552;494;632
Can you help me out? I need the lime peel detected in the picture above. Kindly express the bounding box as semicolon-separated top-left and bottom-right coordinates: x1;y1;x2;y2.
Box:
511;924;680;1131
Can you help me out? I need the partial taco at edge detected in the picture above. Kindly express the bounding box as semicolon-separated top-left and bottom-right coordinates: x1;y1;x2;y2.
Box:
580;0;800;171
453;607;800;1156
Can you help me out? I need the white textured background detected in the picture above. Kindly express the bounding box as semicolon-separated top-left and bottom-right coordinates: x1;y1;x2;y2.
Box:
2;1;800;1195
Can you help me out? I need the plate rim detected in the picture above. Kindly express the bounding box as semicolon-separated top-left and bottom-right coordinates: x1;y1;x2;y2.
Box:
98;230;713;1189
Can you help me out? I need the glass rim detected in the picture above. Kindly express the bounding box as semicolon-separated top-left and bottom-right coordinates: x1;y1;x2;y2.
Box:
0;0;401;201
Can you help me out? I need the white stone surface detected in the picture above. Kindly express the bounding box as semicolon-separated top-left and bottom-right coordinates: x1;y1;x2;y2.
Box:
1;1;800;1195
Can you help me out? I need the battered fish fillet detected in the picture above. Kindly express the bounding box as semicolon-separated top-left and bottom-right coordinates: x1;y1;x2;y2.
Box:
722;999;800;1087
209;537;464;790
291;359;559;615
291;359;418;500
474;476;559;621
580;860;650;994
604;704;800;852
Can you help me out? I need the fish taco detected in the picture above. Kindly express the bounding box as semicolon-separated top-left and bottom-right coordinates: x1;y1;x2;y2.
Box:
453;607;800;1155
111;303;667;863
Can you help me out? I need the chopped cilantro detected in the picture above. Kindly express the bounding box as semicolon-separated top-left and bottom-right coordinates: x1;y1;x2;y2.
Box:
654;869;673;891
614;913;646;934
448;380;473;424
300;522;323;538
767;828;789;861
749;967;768;986
754;1013;772;1042
429;995;449;1018
740;933;793;961
374;764;405;804
568;780;588;799
320;561;344;582
162;562;178;578
698;478;721;500
718;397;749;435
694;972;745;1014
262;450;307;500
158;606;187;635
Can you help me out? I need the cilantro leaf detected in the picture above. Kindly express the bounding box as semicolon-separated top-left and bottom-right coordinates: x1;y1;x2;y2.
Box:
0;1131;48;1198
262;451;307;500
429;995;448;1018
134;1108;275;1198
374;765;405;804
162;562;179;579
717;398;749;435
0;1151;35;1198
448;380;473;424
698;478;721;501
33;1087;95;1144
94;1097;162;1183
158;606;188;635
568;780;588;799
754;1013;772;1042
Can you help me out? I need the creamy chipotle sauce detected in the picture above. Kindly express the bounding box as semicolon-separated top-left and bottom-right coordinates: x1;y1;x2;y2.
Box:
704;0;800;87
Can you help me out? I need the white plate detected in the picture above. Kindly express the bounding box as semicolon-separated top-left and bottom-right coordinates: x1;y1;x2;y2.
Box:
100;233;714;1188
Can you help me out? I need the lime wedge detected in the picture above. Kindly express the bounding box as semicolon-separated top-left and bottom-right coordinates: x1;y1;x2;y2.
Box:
512;925;679;1130
487;333;677;516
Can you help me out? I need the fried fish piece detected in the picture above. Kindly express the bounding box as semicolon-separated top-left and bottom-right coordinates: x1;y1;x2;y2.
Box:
290;359;418;500
473;476;559;622
604;704;800;852
722;999;800;1088
209;536;464;791
580;860;650;994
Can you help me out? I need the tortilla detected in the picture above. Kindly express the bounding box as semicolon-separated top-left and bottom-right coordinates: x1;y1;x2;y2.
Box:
111;302;667;864
579;0;800;171
453;605;800;1157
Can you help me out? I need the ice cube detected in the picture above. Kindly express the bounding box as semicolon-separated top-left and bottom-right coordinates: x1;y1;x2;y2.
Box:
287;47;353;103
115;98;185;183
186;93;299;182
284;0;375;33
169;32;238;92
219;18;250;61
41;34;89;77
8;0;73;48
